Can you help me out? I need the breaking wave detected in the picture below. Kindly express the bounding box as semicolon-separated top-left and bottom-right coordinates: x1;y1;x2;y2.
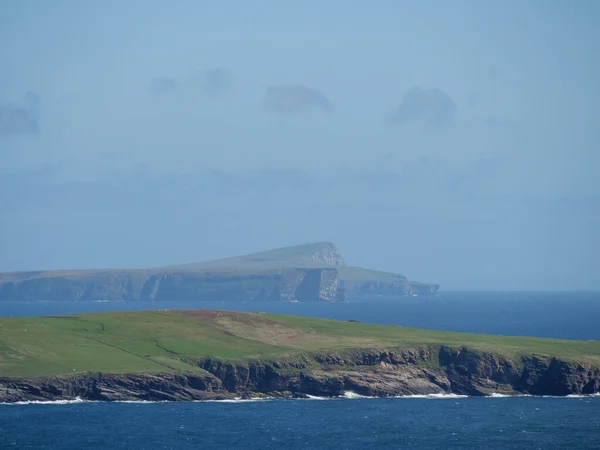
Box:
342;391;377;399
488;393;533;398
565;393;600;398
2;392;599;405
396;393;468;399
3;396;88;406
202;398;270;403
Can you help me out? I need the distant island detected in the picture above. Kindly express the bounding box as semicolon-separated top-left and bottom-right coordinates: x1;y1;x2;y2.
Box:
0;310;598;402
0;242;439;302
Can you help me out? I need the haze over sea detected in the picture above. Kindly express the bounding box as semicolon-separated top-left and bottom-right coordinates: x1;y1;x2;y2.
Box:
1;291;599;449
2;0;598;447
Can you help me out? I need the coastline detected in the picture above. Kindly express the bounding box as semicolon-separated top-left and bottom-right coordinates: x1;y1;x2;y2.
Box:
2;347;599;404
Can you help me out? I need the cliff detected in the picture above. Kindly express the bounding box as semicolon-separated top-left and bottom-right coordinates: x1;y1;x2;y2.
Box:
0;310;598;402
0;242;438;302
1;347;598;403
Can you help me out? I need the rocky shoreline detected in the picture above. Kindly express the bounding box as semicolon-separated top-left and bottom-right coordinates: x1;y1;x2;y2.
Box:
1;346;598;403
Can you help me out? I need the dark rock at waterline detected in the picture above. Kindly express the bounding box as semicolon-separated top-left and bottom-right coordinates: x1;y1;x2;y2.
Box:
2;346;598;403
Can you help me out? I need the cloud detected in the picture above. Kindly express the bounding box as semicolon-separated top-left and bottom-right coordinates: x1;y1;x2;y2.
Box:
147;77;179;96
193;67;232;95
387;87;456;127
148;68;232;98
0;92;40;136
263;85;333;115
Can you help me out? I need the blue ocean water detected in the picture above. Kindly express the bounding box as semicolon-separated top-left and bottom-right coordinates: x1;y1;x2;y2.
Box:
1;290;599;339
1;291;600;449
1;397;599;449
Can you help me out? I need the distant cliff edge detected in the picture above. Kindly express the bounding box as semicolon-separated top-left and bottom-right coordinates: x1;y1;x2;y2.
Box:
0;242;439;302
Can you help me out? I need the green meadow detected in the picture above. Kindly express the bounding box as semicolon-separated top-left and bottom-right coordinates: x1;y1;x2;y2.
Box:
1;310;599;378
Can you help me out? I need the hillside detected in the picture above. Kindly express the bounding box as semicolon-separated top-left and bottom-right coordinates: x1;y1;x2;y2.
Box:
0;310;599;402
0;242;439;302
167;242;347;271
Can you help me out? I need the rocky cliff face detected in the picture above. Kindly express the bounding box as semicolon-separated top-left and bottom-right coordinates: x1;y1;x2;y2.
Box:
310;243;346;267
1;346;598;403
0;268;440;302
0;268;342;302
0;272;148;302
339;280;440;299
0;242;439;302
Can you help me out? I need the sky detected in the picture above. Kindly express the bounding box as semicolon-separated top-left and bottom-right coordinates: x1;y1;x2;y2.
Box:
1;0;599;289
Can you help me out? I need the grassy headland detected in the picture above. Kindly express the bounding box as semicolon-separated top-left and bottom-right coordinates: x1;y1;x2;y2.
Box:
0;242;438;303
1;310;599;378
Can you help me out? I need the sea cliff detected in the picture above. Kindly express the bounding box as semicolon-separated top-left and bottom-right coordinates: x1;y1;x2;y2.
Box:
0;243;438;302
1;310;599;403
1;347;598;403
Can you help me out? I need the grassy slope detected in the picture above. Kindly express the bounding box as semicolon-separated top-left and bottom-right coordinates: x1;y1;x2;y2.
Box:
0;243;335;282
1;310;599;378
168;242;338;271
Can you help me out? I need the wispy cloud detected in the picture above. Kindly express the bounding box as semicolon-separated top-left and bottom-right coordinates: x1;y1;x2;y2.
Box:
147;77;179;96
0;92;40;137
148;68;232;98
387;87;456;127
263;85;333;115
193;67;232;95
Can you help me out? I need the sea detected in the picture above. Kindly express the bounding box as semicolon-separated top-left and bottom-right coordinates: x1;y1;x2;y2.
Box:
1;290;599;449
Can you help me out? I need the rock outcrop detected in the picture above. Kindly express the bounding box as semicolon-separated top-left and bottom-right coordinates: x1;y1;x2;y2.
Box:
0;268;342;303
0;242;438;302
309;242;346;267
1;346;598;403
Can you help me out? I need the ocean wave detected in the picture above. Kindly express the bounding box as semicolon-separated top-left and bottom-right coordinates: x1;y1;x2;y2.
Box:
2;396;88;406
342;391;377;399
199;397;273;403
394;393;469;399
2;392;599;405
488;393;533;398
305;395;328;400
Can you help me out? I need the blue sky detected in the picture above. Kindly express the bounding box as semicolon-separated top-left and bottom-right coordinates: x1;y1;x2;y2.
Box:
1;1;598;289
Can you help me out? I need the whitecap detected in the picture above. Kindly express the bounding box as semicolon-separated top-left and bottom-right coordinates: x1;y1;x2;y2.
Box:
2;396;87;406
487;393;532;398
342;391;376;399
199;397;272;403
396;393;469;399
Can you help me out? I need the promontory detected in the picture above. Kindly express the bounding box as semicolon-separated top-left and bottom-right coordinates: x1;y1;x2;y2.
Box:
1;310;599;402
0;242;439;302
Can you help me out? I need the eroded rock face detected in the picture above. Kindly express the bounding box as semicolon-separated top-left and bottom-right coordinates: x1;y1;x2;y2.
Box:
0;269;344;302
0;273;147;302
0;243;439;302
0;372;230;403
310;243;346;267
515;356;600;395
2;347;598;403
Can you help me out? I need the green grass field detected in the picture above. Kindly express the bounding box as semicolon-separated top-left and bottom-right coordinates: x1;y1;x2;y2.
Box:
1;310;599;378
